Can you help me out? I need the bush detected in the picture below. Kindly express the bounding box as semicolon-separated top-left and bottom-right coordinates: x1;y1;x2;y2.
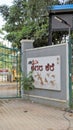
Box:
22;71;34;91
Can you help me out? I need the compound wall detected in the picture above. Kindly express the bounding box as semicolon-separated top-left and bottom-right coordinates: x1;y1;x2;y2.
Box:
21;40;69;108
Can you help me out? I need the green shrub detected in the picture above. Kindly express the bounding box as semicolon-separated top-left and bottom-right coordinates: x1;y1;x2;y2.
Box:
22;71;34;91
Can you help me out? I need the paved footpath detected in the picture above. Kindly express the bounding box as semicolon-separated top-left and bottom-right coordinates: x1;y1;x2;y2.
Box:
0;99;73;130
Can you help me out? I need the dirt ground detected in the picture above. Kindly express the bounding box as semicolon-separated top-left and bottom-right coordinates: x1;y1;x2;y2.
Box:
0;82;20;98
0;98;73;130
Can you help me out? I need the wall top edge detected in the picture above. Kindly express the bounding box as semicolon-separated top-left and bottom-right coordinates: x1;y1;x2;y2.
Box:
25;43;67;52
20;39;34;43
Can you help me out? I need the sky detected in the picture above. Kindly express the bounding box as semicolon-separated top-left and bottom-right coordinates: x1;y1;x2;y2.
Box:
0;0;13;29
0;0;13;6
0;0;13;47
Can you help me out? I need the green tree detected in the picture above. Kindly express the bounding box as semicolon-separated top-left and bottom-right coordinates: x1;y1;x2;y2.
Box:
0;0;62;48
65;0;73;4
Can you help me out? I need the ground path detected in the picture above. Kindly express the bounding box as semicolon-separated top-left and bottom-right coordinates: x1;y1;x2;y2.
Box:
0;99;73;130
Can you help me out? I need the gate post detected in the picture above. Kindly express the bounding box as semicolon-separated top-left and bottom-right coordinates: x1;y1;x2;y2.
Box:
20;39;34;97
20;39;34;74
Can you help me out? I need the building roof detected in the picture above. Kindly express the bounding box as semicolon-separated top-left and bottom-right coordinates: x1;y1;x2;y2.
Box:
47;4;73;13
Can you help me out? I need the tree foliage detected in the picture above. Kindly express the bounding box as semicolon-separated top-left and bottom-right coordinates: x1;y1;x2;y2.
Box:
65;0;73;4
0;0;66;49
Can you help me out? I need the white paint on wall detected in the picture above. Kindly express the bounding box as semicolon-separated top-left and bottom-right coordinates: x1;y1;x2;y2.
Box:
27;56;61;90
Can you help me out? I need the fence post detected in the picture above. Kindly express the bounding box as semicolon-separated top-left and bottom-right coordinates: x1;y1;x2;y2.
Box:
20;39;34;97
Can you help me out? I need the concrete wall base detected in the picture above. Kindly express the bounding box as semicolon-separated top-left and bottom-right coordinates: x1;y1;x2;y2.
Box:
22;94;69;109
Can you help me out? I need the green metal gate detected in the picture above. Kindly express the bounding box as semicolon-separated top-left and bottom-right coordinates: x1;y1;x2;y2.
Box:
0;45;21;98
68;37;73;108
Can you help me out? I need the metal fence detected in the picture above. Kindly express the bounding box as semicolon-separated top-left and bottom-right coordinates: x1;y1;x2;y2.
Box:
68;38;73;108
0;45;21;98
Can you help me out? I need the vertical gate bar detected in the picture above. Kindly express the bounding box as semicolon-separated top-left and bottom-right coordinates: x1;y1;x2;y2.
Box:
18;50;21;97
68;36;72;107
17;50;19;96
17;49;21;97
